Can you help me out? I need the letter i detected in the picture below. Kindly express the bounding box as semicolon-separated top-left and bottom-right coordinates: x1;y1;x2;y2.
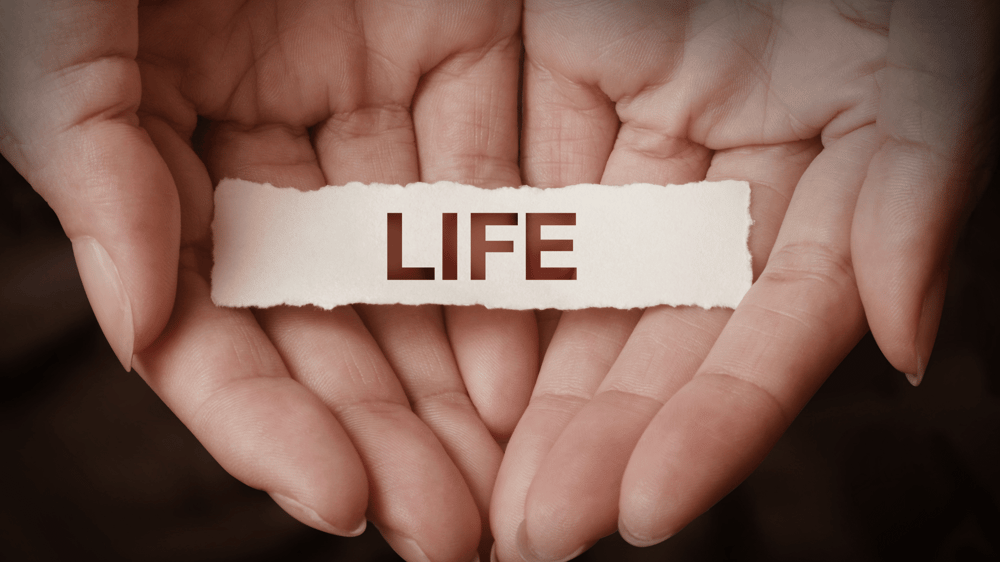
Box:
442;213;457;280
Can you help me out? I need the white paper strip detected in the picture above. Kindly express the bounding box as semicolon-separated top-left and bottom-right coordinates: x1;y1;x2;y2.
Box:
211;179;752;310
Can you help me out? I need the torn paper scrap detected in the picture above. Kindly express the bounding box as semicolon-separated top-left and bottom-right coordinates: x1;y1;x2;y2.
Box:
211;179;752;310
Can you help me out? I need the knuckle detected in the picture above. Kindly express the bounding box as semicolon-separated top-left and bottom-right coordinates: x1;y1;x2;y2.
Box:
759;240;856;294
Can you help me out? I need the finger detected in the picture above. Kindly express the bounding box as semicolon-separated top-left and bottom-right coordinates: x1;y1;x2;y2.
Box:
205;121;481;561
517;139;819;561
713;140;823;279
355;303;501;553
519;58;619;188
515;29;622;422
516;108;710;561
619;125;880;545
313;50;488;560
137;268;370;537
852;0;999;384
258;304;480;562
535;309;562;364
443;306;538;443
201;123;326;189
599;119;712;187
507;28;621;443
520;0;692;189
0;1;178;370
413;28;522;187
517;308;728;562
133;118;369;537
412;30;538;442
491;308;641;562
495;48;626;561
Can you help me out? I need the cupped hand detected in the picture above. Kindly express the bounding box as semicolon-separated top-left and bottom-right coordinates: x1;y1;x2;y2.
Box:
491;1;998;560
1;1;537;560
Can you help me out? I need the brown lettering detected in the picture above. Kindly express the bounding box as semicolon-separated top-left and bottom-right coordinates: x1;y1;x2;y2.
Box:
387;213;435;280
470;213;517;280
526;213;576;280
442;213;458;280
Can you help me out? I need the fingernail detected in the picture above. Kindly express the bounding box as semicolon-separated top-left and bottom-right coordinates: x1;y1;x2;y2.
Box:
378;528;432;562
910;267;949;387
490;543;499;562
348;518;368;537
271;493;366;537
515;520;586;562
618;515;672;547
72;236;134;371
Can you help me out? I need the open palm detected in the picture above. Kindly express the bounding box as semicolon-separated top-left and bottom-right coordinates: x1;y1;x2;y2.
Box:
3;1;536;561
492;1;994;560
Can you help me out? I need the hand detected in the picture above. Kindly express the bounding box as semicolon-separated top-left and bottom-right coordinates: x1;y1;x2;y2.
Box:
0;2;536;560
491;1;998;560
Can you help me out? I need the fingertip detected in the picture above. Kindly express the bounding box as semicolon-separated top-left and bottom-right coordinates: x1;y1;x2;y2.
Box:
43;124;181;366
857;248;948;385
347;518;368;537
618;469;678;548
617;514;672;548
271;492;367;537
900;268;948;387
914;266;949;383
620;374;790;547
852;139;966;387
515;520;539;562
515;519;587;562
184;378;371;542
515;520;533;561
71;236;135;371
445;306;538;441
378;528;433;562
377;519;481;562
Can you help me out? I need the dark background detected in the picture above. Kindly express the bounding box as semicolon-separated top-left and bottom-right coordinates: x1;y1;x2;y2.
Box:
1;145;998;561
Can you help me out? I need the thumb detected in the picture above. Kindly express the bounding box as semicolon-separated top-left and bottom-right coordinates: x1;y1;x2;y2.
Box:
47;125;180;371
0;0;179;370
852;0;999;384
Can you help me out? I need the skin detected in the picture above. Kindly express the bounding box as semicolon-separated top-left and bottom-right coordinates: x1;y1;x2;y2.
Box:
493;1;998;561
1;1;536;561
2;1;996;561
